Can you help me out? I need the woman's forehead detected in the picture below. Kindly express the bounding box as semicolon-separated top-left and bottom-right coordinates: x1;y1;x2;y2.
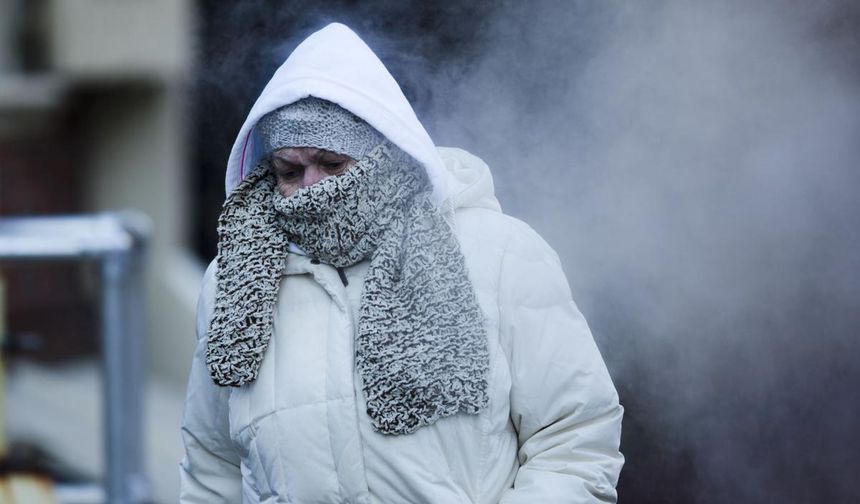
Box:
272;147;350;163
272;147;319;162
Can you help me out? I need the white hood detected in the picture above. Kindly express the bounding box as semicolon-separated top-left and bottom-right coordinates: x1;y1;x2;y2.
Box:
224;23;457;207
437;147;502;213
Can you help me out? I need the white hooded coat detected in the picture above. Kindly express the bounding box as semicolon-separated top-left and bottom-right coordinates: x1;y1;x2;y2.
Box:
180;23;624;503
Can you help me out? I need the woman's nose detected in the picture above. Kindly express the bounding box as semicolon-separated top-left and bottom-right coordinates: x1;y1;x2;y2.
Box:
301;166;326;187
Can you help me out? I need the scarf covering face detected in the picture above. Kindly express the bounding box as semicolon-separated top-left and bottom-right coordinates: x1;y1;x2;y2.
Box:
206;142;490;435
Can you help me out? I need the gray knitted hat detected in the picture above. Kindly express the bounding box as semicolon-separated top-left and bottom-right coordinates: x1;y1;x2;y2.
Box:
256;96;384;159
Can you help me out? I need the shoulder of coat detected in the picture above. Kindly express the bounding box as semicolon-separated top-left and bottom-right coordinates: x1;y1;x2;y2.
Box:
453;206;551;250
452;207;515;251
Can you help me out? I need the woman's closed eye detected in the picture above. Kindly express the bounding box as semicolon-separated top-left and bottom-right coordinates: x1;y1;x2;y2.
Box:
318;155;351;174
322;161;347;173
275;162;303;180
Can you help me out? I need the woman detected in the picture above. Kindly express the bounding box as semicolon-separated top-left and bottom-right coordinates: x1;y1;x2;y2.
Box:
180;23;623;503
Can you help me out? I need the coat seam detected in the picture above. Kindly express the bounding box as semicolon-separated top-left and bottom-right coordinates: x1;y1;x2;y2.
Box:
231;396;356;440
271;332;292;502
325;301;349;502
477;235;509;502
496;230;516;364
344;262;373;503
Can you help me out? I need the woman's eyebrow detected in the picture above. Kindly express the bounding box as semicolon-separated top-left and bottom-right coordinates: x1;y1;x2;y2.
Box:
315;150;347;162
271;152;302;164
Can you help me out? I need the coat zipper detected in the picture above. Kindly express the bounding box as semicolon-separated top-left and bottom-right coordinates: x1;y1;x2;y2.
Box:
336;266;349;287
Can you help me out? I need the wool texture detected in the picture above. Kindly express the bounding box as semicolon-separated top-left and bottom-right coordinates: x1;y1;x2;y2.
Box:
256;97;384;159
207;142;490;435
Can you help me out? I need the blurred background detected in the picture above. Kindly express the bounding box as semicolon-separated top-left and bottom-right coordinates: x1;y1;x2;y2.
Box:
1;0;858;502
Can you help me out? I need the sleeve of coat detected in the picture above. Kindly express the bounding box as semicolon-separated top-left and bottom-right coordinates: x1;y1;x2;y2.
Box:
179;261;243;503
497;223;624;504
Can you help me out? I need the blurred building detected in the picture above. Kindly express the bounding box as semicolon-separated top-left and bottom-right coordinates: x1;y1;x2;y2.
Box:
1;0;198;384
2;1;197;501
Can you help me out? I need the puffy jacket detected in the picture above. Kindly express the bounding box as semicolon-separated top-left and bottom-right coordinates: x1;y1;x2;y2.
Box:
180;23;623;504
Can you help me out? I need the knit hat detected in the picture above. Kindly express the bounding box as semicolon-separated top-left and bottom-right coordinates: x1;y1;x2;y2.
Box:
256;97;384;159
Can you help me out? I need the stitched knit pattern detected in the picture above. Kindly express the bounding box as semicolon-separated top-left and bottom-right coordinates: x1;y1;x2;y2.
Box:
206;167;289;387
208;142;489;435
256;97;384;159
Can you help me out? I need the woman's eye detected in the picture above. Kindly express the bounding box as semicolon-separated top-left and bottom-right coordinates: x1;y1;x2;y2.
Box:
277;167;302;180
323;162;343;171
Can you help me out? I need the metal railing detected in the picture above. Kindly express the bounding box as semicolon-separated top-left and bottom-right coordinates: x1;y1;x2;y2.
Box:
0;212;151;504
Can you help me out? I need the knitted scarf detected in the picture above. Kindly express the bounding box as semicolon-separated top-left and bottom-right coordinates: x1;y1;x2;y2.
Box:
206;142;489;435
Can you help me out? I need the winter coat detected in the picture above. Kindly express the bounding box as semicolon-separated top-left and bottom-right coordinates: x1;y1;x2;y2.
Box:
180;23;624;504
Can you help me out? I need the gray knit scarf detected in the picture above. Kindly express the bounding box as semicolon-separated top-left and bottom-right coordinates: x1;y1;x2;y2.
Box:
206;142;489;434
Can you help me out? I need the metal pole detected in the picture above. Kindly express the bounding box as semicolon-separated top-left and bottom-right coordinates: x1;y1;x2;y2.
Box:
98;215;150;504
1;213;151;503
101;252;129;504
121;217;150;504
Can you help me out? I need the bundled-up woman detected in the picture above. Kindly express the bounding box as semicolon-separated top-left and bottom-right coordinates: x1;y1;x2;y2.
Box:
180;23;624;504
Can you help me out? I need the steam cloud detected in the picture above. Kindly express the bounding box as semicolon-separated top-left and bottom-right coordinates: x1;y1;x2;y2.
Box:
428;2;860;502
